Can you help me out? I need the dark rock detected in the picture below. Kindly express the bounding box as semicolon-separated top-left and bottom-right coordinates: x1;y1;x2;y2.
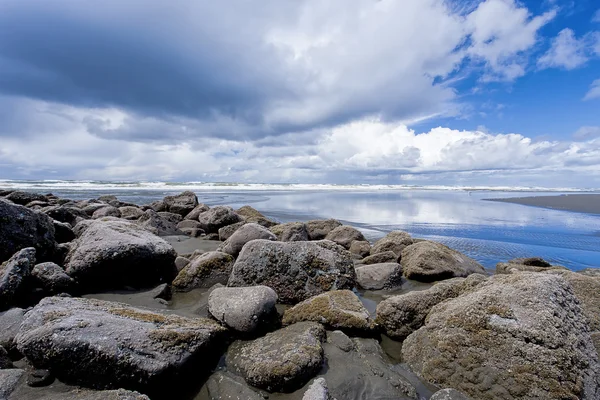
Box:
0;248;36;310
283;290;373;332
172;251;234;291
0;308;26;354
119;206;145;220
26;369;54;387
208;286;278;333
198;206;242;234
52;220;75;243
42;205;88;226
270;222;309;242
82;203;111;216
402;272;600;400
147;200;168;212
16;296;227;395
430;388;472;400
176;220;205;237
204;371;265;400
306;219;343;241
325;225;366;250
228;240;355;304
31;262;76;295
4;191;47;206
137;209;183;236
0;199;56;263
227;322;326;392
0;346;12;369
355;262;403;290
183;204;210;220
219;223;277;257
401;241;485;282
218;221;246;241
371;231;413;256
64;219;177;292
92;206;121;219
163;191;199;217
359;251;398;265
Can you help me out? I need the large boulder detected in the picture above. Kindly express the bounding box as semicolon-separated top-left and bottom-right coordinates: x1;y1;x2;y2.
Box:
496;257;567;274
119;206;145;220
4;191;47;206
376;274;486;340
176;220;205;237
270;222;309;242
65;219;177;291
42;205;88;226
208;286;278;333
303;378;332;400
359;251;398;265
305;219;343;241
402;273;600;400
0;199;56;263
0;248;36;310
183;204;210;221
349;240;370;258
137;210;183;236
401;241;485;282
16;296;227;396
370;231;413;256
282;290;373;332
218;223;277;257
324;225;365;250
204;371;264;400
355;262;403;290
172;251;234;291
218;221;246;241
227;322;326;392
236;205;277;228
0;308;26;354
228;240;355;304
31;262;76;295
163;191;199;217
92;206;121;219
198;206;242;234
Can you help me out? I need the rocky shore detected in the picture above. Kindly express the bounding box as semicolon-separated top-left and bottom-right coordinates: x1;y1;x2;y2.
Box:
1;189;600;399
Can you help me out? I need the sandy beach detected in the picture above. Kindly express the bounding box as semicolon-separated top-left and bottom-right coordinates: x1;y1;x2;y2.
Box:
485;194;600;214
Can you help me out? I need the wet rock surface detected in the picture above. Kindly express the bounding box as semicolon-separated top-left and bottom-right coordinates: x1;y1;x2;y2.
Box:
355;262;403;290
172;251;234;291
203;370;265;400
208;286;278;333
219;223;277;257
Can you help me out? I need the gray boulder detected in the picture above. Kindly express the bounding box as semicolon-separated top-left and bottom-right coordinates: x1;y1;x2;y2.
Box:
0;308;26;354
430;388;472;400
0;248;36;310
198;206;242;234
376;274;486;340
31;262;76;294
208;286;278;333
183;204;210;220
163;191;199;217
401;241;485;282
204;371;264;400
218;221;246;241
43;205;88;226
359;251;398;265
82;203;111;216
138;210;183;236
402;273;600;400
172;251;234;291
219;223;277;257
16;296;227;394
227;322;326;392
282;290;372;332
0;346;12;369
371;231;413;256
303;378;332;400
270;222;309;242
355;263;403;290
0;199;56;263
119;206;145;220
496;257;567;274
176;220;205;237
306;219;343;240
92;206;121;219
325;225;365;250
228;240;355;304
64;219;177;291
236;205;277;228
4;191;47;206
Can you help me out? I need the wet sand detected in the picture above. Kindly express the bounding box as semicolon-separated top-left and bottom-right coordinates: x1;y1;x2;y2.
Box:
484;194;600;214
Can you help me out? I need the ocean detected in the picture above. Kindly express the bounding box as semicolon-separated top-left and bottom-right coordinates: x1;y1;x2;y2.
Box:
2;180;599;270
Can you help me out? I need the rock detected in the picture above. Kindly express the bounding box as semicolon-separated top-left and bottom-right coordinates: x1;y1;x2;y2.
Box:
204;370;265;400
355;263;403;290
43;205;88;226
162;191;199;217
52;220;75;243
359;251;398;265
402;272;600;400
92;206;121;219
303;378;332;400
119;206;145;220
64;219;177;292
0;346;12;369
578;268;600;277
0;308;26;354
138;210;183;236
228;240;355;304
82;203;111;216
218;221;246;241
0;369;25;399
31;262;76;294
283;290;372;332
158;211;183;224
147;200;168;212
376;274;486;340
26;369;54;387
198;206;242;234
175;256;189;272
430;388;472;400
306;219;343;241
0;199;56;263
177;220;205;237
236;205;277;228
270;222;309;242
172;251;234;291
208;286;278;333
349;240;370;258
183;204;210;220
227;322;326;392
4;191;47;206
0;248;36;310
16;296;227;395
496;257;567;274
325;225;365;250
219;223;277;257
321;331;417;399
401;241;485;282
371;231;413;256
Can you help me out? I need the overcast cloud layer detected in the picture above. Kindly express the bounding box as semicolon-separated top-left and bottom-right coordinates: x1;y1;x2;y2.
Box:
0;0;599;187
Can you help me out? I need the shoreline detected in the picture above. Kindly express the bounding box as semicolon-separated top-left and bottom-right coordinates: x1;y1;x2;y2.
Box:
484;194;600;215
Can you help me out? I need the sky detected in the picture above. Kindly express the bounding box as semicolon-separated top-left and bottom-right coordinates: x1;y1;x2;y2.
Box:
0;0;599;188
